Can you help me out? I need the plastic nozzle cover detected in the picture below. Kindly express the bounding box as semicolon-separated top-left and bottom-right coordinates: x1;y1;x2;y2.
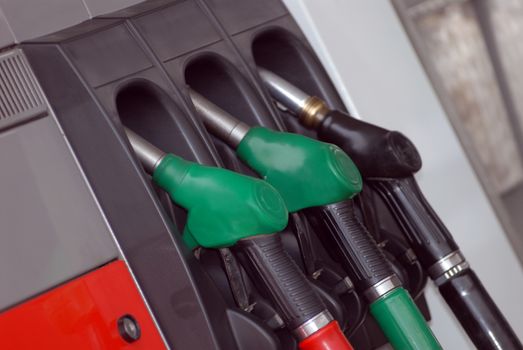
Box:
153;154;288;249
298;321;354;350
318;110;422;178
370;287;441;350
236;127;362;212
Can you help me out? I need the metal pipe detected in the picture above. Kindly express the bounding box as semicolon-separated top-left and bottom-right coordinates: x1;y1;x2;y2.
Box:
124;127;165;174
188;90;250;148
257;68;329;128
257;67;310;115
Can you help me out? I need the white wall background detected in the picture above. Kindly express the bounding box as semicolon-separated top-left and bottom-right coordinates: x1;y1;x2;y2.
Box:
282;1;523;348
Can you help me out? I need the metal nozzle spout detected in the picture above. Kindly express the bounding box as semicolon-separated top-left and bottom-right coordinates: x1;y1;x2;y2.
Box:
189;89;250;148
257;67;310;115
257;67;329;128
124;127;166;174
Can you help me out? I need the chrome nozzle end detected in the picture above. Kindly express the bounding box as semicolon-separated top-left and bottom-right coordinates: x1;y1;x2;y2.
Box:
188;89;250;148
124;127;166;174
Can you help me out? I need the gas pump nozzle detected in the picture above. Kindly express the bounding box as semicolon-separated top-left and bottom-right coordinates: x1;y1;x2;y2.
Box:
189;92;441;350
258;68;523;350
124;127;351;350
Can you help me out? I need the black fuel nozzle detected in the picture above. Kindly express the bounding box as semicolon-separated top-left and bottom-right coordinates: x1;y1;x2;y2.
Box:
259;68;523;350
258;67;422;178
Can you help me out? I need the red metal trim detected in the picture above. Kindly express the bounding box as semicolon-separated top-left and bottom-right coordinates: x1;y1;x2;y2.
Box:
0;260;166;349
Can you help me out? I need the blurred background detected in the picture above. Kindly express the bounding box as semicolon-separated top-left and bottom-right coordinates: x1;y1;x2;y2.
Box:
394;0;523;263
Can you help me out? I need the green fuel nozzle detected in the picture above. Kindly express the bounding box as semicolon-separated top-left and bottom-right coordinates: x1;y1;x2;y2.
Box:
124;127;352;349
189;91;362;211
189;92;441;350
125;127;287;249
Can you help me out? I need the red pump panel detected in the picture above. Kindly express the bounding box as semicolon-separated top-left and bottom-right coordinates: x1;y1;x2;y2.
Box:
0;260;166;350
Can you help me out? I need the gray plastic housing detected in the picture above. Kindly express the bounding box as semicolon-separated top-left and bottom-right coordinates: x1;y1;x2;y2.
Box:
0;0;145;46
12;0;431;349
0;49;118;311
0;8;14;48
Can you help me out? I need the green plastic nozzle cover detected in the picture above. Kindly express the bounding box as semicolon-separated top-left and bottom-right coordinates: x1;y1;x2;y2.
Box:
152;154;288;249
236;127;362;212
370;287;442;349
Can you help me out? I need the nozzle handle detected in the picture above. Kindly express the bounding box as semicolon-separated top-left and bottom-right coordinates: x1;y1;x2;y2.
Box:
439;269;522;350
305;199;396;296
236;234;332;338
306;199;441;348
370;177;459;269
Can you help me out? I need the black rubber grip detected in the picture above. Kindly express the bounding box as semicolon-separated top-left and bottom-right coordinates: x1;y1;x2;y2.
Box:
371;177;458;268
236;234;326;330
304;199;395;292
318;110;422;178
439;269;522;350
